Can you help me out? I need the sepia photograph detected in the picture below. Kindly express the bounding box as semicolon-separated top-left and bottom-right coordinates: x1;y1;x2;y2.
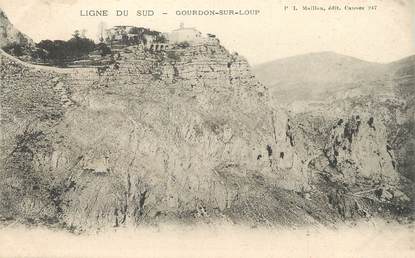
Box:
0;0;414;257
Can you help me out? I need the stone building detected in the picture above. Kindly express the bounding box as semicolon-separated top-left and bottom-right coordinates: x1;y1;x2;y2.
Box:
105;26;168;51
168;23;202;44
104;24;217;51
105;26;135;41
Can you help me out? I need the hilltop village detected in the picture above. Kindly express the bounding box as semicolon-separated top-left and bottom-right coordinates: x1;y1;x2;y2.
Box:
2;22;220;68
70;23;219;68
65;23;222;71
104;23;218;51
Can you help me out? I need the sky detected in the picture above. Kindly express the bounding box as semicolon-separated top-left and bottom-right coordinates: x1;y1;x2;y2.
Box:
0;0;414;65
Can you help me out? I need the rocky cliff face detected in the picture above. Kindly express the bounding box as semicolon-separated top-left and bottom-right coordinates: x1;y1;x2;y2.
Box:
0;41;331;231
0;8;34;49
1;31;413;231
278;54;415;183
255;52;415;220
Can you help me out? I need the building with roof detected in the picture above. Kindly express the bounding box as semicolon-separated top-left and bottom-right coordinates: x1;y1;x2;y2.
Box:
168;23;202;44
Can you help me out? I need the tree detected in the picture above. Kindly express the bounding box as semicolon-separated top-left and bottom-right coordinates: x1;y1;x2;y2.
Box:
36;30;96;65
96;43;112;57
72;30;81;39
3;43;24;56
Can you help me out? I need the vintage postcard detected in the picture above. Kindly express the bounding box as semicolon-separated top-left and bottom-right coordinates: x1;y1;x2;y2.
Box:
0;0;414;257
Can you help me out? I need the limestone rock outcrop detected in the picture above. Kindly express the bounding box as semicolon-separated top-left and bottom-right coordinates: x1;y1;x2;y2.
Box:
0;8;34;49
324;114;398;182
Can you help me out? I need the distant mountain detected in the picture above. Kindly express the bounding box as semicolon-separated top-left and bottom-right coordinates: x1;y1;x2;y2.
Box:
252;52;413;104
0;8;34;48
388;55;415;78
